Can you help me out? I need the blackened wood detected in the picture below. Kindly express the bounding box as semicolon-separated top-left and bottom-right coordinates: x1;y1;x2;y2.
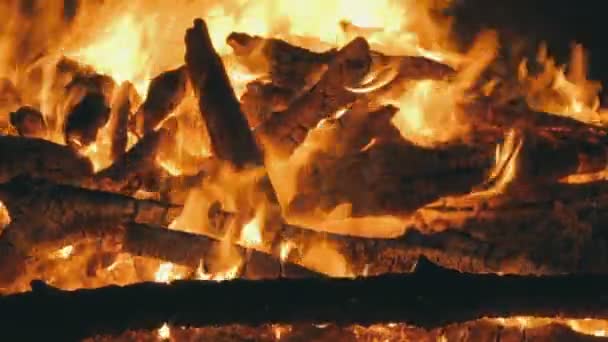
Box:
254;37;371;157
133;66;188;134
108;81;139;161
3;260;608;341
0;135;93;184
94;129;168;194
9;106;47;138
185;19;263;169
64;92;111;148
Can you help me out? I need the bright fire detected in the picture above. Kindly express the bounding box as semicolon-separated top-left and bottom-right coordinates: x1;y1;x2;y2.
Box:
1;0;608;339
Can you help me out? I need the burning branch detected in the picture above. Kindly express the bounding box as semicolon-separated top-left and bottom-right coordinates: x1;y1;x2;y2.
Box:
185;19;263;169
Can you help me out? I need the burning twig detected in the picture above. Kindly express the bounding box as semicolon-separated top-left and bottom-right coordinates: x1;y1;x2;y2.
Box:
185;19;263;169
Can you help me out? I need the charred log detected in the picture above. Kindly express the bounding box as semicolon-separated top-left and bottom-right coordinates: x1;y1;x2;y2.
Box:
0;177;181;286
240;81;298;127
227;32;337;91
132;66;188;135
9;106;47;138
0;135;93;184
64;92;111;148
3;260;608;341
108;81;140;161
185;19;263;168
254;37;372;157
94;129;169;194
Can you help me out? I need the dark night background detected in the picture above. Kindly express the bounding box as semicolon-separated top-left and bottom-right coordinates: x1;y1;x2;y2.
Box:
449;0;608;97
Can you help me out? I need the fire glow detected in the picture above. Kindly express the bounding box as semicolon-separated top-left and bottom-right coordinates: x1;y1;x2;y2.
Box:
0;0;607;340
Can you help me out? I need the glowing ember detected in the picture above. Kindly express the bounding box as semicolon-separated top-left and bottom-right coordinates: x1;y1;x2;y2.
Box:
154;262;185;284
51;245;74;259
157;322;171;340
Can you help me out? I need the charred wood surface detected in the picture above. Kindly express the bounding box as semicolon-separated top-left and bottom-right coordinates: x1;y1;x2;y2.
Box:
9;106;47;138
108;81;139;161
0;177;181;286
64;92;111;148
254;37;371;157
185;19;263;168
133;66;188;134
0;135;93;184
94;129;169;194
3;260;608;341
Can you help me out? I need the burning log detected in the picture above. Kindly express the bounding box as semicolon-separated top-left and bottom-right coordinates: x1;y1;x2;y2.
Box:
94;129;169;194
0;177;181;286
3;259;608;341
227;32;337;91
64;92;111;148
227;32;455;94
9;106;47;138
132;66;188;135
108;81;140;161
240;81;297;127
185;19;263;168
289;141;493;217
0;135;93;184
254;36;372;157
122;223;319;279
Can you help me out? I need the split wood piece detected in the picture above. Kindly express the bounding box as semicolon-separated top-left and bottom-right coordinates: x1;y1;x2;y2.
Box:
227;32;337;91
254;37;372;158
123;223;320;280
240;81;298;128
9;106;47;139
4;260;608;341
0;177;181;286
64;92;111;148
92;320;608;342
185;19;263;169
108;81;140;161
94;129;169;194
227;32;455;91
0;135;93;184
204;178;608;276
132;66;188;135
289;141;494;217
465;99;608;144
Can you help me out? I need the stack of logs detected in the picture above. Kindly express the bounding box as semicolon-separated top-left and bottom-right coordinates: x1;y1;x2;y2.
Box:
1;14;608;340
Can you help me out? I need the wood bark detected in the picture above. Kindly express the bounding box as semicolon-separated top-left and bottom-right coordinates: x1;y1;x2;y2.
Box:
0;177;181;286
108;81;140;161
3;259;608;341
185;19;263;169
254;37;372;157
0;135;93;184
132;66;188;135
94;129;169;194
9;106;47;139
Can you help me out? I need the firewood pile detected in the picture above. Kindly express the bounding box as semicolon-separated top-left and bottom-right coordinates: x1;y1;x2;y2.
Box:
2;0;608;340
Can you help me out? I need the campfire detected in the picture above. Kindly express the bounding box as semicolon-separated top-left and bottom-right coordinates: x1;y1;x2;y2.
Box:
2;0;608;340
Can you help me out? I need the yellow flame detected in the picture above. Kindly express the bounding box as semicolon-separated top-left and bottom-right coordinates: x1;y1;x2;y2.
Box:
157;323;171;340
195;261;240;282
492;317;608;337
67;14;153;95
51;245;74;259
154;262;185;283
